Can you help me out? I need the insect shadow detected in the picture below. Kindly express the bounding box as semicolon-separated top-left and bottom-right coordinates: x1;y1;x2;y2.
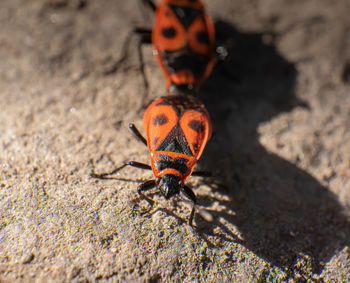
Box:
194;19;350;275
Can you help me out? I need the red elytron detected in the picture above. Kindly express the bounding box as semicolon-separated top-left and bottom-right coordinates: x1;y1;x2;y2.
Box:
152;0;216;93
92;94;212;224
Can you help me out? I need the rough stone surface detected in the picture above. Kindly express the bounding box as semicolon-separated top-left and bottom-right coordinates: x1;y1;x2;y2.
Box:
0;0;349;281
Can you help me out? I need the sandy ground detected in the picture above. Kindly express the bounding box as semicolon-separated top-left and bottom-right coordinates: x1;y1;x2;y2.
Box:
1;0;350;281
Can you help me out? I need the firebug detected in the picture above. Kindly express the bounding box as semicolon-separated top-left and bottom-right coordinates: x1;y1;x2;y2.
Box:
92;94;213;224
151;0;216;93
115;0;222;101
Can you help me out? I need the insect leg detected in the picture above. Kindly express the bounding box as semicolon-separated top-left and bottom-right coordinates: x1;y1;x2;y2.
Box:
140;0;156;12
91;161;151;179
106;27;152;75
137;32;152;108
191;171;212;177
138;179;157;207
129;123;147;146
181;185;197;225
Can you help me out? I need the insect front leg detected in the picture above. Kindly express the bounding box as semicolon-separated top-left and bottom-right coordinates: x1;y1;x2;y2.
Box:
137;179;157;208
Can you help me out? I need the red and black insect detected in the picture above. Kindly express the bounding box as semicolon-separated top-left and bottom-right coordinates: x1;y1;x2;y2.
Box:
151;0;216;93
116;0;218;100
92;94;212;224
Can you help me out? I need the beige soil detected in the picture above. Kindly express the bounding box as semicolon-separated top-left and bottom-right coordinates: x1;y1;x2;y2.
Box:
1;0;350;281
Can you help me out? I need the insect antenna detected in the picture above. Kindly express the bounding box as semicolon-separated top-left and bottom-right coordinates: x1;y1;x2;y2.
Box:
129;123;147;146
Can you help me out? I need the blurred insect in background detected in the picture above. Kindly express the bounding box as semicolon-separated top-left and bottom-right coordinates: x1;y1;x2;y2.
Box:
114;0;226;102
150;0;216;94
92;94;213;224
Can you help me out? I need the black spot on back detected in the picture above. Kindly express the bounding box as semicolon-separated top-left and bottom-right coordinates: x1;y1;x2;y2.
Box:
153;114;168;125
196;31;210;44
189;120;204;132
162;27;177;38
